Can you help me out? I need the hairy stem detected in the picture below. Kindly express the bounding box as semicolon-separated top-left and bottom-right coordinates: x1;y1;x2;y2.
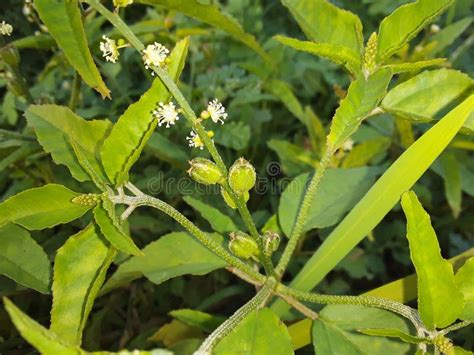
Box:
439;320;473;335
111;193;266;284
275;149;333;276
196;278;276;354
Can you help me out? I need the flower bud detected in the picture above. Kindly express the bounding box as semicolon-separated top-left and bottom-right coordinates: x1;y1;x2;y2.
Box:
261;231;280;256
220;187;249;209
0;45;20;67
228;231;260;260
187;158;224;185
363;32;377;78
72;193;101;206
228;157;256;194
113;0;133;8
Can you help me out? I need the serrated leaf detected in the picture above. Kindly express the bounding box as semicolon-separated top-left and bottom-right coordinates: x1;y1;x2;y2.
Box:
377;0;454;62
358;328;426;344
169;309;224;333
50;224;116;345
272;95;474;317
183;196;237;234
381;69;473;124
382;58;446;74
274;36;361;75
327;69;392;150
93;199;142;256
342;137;390;168
401;191;464;329
34;0;110;97
100;38;189;186
0;224;51;294
0;184;91;230
281;0;363;54
136;0;271;63
278;167;380;237
25;104;111;183
214;308;294;355
3;298;83;354
455;258;474;321
440;153;462;218
102;232;226;293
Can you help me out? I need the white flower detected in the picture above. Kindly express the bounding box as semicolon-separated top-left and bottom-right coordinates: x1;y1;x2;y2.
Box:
204;99;227;124
152;102;180;128
187;130;214;150
100;35;120;63
430;24;440;33
342;139;354;152
142;42;169;74
0;21;13;36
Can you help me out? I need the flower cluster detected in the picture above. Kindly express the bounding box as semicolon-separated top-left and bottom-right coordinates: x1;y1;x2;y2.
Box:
201;99;228;124
187;130;214;150
152;102;180;128
100;36;119;63
142;42;169;74
0;21;13;36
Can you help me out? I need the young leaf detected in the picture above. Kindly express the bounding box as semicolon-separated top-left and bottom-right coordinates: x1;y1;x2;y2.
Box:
377;0;454;62
0;224;51;294
401;191;464;329
169;309;224;333
274;36;361;75
33;0;110;98
381;69;473;123
272;95;474;316
455;258;474;321
327;68;392;151
50;224;116;345
214;308;294;355
281;0;363;54
136;0;271;64
358;328;426;344
382;58;446;74
440;153;462;218
93;199;142;256
0;184;91;230
183;196;237;234
278;167;380;237
3;298;82;354
101;232;226;293
100;38;189;186
25;104;111;183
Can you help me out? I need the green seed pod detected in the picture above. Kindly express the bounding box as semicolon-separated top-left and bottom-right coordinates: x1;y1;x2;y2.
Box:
187;158;224;185
0;45;20;67
72;193;101;206
228;157;256;194
261;231;280;256
220;187;249;209
228;231;260;260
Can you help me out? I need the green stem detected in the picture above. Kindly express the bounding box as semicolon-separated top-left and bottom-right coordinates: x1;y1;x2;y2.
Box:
275;149;332;276
68;71;82;110
196;278;276;354
112;193;266;284
439;320;472;335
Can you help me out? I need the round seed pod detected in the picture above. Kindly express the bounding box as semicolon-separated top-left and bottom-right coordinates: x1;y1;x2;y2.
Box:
220;187;249;209
187;158;224;185
228;231;260;260
228;157;256;194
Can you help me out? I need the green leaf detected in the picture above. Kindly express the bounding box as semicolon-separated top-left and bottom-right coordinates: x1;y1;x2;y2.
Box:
281;0;363;54
0;184;91;230
3;298;83;354
0;224;51;294
169;309;224;333
401;191;464;329
427;17;473;56
455;258;474;321
93;199;142;256
183;196;237;234
267;139;318;176
264;78;305;123
102;232;226;293
440;153;462;218
342;137;390;168
327;68;392;150
136;0;271;63
274;36;361;75
358;328;426;344
25;104;111;183
33;0;110;98
381;69;473;124
214;308;294;355
382;58;446;74
312;305;411;355
376;0;454;62
146;132;189;169
451;346;474;355
278;167;380;237
100;38;189;186
272;95;474;317
50;224;116;346
214;121;251;151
